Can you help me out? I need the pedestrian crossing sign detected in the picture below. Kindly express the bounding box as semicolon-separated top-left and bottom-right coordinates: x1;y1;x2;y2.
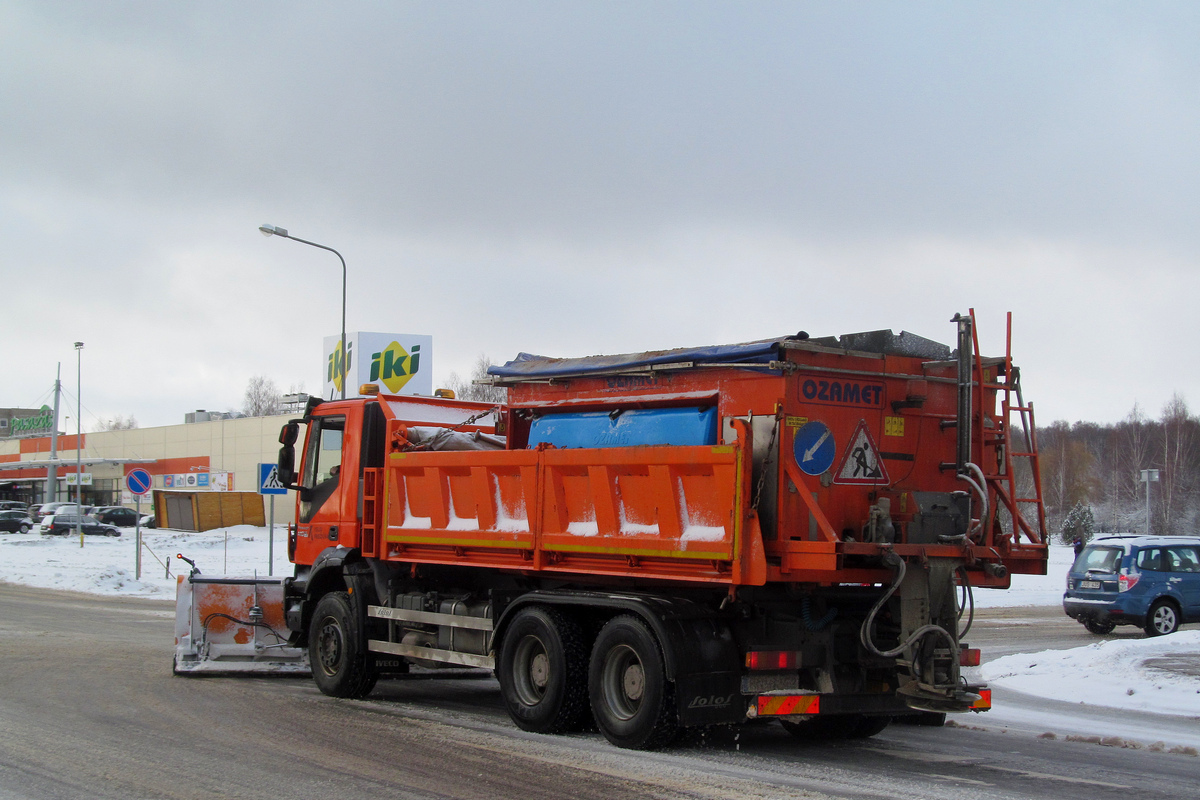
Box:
259;463;288;495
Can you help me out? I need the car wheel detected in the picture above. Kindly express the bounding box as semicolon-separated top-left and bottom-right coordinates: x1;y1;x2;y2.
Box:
19;524;29;533
1144;599;1180;637
1083;617;1116;635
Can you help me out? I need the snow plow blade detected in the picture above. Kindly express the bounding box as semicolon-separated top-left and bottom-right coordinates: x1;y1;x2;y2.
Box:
173;574;309;675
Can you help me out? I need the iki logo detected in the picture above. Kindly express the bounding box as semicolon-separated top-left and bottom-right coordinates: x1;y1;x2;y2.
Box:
371;341;421;393
327;339;353;395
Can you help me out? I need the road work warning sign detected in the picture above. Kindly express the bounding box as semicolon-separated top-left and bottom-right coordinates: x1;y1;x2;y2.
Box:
834;421;889;485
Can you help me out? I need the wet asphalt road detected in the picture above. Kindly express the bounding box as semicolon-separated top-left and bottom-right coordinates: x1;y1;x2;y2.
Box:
0;583;1196;800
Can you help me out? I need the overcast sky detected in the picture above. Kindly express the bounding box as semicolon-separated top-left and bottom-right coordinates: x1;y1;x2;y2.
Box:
3;1;1198;430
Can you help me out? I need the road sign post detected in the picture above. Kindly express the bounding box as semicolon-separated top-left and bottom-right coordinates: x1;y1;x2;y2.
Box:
259;463;288;576
126;468;153;579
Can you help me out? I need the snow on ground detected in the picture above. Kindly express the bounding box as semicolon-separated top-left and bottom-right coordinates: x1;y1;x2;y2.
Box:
2;530;1198;750
971;542;1075;608
982;632;1200;718
0;525;288;598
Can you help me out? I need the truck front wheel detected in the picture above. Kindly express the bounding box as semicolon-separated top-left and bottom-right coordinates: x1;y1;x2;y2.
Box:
589;615;678;750
309;591;378;698
497;606;589;734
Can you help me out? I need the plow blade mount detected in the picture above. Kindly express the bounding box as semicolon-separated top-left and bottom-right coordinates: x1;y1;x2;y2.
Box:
174;575;309;675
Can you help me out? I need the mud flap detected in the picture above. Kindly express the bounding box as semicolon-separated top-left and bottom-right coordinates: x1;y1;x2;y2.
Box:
174;575;310;675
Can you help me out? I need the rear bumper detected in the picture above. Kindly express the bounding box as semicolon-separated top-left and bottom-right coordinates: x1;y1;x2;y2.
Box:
1062;595;1142;625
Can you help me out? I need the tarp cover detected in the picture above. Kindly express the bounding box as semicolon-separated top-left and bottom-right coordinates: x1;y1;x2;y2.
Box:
488;338;791;380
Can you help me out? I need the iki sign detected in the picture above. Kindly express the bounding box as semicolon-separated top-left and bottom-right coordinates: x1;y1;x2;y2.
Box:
323;332;432;399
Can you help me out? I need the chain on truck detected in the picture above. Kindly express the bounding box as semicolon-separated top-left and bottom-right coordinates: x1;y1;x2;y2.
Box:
173;310;1048;749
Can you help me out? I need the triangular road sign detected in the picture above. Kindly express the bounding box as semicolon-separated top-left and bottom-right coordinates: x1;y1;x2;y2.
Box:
834;420;890;485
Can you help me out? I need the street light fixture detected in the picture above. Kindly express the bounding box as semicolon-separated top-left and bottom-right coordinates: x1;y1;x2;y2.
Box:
259;224;348;400
74;341;84;547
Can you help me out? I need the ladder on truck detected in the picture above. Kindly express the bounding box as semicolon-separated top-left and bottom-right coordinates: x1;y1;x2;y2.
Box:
969;309;1047;546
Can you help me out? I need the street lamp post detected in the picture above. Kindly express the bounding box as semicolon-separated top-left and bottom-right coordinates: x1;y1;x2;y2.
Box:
259;224;348;400
75;341;84;547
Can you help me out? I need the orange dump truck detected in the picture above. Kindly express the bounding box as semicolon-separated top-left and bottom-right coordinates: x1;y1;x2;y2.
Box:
175;311;1047;749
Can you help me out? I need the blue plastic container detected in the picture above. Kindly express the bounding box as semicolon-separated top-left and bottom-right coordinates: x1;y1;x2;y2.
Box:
528;407;718;449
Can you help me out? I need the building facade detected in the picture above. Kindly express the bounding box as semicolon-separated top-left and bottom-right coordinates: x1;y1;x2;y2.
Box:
0;413;297;524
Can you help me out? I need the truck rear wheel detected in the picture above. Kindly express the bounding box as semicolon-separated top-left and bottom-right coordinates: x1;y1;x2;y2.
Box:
497;606;589;734
589;615;678;750
309;591;378;698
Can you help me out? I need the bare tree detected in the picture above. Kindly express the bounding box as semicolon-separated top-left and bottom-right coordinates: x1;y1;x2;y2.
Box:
1038;420;1100;530
444;355;507;404
94;415;138;432
243;376;283;417
1158;394;1199;535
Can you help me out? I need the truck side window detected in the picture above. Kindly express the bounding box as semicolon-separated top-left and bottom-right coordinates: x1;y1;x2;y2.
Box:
300;415;346;523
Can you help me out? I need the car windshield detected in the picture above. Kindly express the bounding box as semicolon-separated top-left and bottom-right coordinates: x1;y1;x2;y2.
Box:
1078;546;1122;574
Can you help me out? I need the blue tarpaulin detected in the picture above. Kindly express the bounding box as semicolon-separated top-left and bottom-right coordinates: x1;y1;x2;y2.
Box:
488;338;790;380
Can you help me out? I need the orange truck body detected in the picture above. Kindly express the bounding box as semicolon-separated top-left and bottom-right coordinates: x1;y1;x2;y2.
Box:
294;319;1045;591
177;311;1047;749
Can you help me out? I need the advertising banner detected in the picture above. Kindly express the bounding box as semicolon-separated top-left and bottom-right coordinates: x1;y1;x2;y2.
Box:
322;332;432;399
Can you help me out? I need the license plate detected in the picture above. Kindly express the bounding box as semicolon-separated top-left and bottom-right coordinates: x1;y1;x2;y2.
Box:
1080;580;1101;589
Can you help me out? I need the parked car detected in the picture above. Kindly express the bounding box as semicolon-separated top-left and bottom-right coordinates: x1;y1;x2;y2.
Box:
92;506;141;527
35;502;81;522
1063;535;1200;636
42;514;121;537
0;501;29;511
27;504;42;520
0;510;34;533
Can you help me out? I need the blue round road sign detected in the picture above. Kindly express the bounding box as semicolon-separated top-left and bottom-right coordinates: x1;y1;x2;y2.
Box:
126;468;152;495
792;420;836;476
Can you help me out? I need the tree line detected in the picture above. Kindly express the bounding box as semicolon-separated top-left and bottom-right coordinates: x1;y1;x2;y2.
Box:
1039;395;1199;543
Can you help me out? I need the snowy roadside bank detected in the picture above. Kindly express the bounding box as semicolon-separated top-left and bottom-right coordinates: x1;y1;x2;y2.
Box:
0;525;287;598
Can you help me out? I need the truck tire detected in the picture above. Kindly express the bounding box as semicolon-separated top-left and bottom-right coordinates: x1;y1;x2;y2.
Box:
497;606;589;734
309;591;378;698
588;615;678;750
1144;599;1180;637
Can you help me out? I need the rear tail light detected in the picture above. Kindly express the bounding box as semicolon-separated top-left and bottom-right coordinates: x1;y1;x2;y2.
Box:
746;651;799;670
959;648;981;667
1118;570;1139;592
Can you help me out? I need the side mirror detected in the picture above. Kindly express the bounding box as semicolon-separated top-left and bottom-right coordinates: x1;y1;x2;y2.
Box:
279;421;299;447
278;444;298;490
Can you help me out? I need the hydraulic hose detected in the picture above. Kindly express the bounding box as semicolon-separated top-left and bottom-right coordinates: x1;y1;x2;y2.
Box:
959;463;989;540
859;551;957;661
956;566;975;639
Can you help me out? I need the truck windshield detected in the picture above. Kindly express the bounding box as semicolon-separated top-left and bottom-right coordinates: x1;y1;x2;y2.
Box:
300;414;345;523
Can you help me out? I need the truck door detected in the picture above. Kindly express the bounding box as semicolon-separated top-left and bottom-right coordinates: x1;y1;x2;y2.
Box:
295;413;348;560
